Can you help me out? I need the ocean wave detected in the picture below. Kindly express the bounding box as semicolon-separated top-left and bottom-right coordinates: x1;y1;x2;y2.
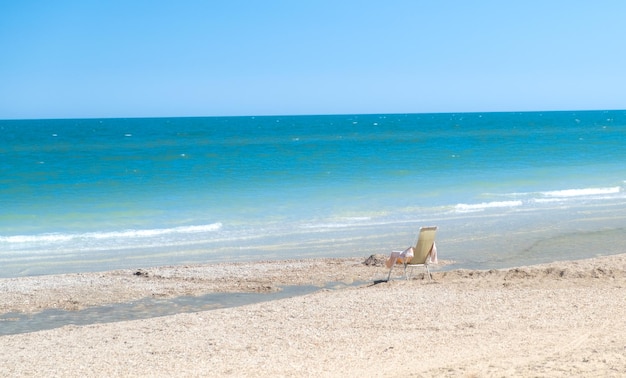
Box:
0;223;223;244
539;186;621;198
496;185;625;205
454;201;523;213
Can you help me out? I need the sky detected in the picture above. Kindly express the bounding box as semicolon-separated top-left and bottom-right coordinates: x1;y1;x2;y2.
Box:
1;1;625;120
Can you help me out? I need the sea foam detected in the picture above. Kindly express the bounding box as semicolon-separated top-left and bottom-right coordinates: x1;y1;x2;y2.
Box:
0;223;223;244
454;201;523;213
531;186;624;204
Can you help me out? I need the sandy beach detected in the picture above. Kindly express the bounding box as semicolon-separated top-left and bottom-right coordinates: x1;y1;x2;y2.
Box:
1;254;626;377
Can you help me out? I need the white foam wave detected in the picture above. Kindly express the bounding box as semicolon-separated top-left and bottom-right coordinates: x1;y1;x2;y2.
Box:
0;233;75;244
0;223;223;244
540;186;621;198
455;200;523;213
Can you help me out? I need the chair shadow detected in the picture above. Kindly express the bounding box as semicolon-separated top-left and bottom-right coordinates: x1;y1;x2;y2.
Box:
368;279;389;286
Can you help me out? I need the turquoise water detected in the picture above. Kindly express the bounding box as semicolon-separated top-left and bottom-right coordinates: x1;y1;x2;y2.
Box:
2;111;626;277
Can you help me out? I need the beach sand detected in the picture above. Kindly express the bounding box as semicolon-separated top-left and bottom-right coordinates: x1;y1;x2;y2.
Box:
1;254;626;377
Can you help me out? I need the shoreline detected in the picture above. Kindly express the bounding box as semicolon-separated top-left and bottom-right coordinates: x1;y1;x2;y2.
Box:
2;254;626;376
1;252;622;315
0;257;387;315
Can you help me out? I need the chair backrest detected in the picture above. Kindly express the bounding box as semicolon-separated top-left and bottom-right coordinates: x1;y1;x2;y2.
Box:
409;226;438;264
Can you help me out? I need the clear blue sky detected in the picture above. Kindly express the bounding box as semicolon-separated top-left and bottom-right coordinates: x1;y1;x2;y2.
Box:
1;1;625;119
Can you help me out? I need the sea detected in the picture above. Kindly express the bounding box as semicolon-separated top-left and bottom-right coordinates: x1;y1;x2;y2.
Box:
2;110;626;278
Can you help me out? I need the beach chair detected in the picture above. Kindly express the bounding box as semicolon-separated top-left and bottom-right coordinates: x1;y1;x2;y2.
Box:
386;226;438;281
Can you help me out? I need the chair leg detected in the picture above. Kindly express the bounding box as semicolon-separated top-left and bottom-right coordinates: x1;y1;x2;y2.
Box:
387;266;393;281
395;265;432;281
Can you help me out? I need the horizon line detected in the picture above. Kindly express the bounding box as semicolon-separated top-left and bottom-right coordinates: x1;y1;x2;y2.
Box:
1;107;624;122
